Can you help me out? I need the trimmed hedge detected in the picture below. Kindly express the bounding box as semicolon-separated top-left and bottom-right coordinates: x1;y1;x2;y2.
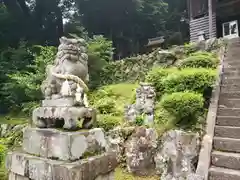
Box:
145;67;178;94
146;68;216;97
160;92;204;127
178;51;218;69
162;68;216;94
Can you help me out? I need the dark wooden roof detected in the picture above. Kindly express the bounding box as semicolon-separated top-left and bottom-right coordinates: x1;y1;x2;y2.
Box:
146;37;165;47
217;0;240;18
190;0;208;19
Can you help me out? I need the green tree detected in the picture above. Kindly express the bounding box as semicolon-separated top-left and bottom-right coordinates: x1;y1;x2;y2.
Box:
75;0;168;57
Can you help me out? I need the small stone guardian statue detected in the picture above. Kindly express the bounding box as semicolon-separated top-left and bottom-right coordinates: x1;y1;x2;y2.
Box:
32;37;96;130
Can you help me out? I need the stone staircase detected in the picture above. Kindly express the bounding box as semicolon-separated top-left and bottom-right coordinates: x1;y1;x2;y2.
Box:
209;38;240;180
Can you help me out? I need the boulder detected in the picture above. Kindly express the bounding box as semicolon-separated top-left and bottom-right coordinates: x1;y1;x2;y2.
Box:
125;127;158;176
154;130;200;180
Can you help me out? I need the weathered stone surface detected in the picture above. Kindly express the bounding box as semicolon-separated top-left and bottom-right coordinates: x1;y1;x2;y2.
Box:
213;137;240;153
219;92;240;99
22;127;106;161
216;116;240;127
219;98;240;108
209;166;240;180
154;130;200;180
32;106;97;130
212;151;240;170
9;172;30;180
217;108;240;116
6;151;117;180
215;126;240;139
106;126;135;163
41;36;89;100
186;173;204;180
124;83;156;125
42;97;75;107
125;127;158;176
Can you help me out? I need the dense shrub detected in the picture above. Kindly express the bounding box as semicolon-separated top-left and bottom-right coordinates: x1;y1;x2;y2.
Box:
94;97;118;114
94;115;122;131
90;83;137;115
90;83;137;130
160;92;204;127
162;68;216;94
183;42;199;55
0;142;7;180
146;67;216;99
145;67;178;95
178;52;218;69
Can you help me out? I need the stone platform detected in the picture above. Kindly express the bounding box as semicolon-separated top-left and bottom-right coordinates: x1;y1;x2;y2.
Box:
22;127;106;161
6;127;118;180
32;106;97;129
6;151;117;180
6;36;118;180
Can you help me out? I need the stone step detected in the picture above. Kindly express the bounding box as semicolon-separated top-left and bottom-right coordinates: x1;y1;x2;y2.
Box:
220;92;240;99
225;58;240;62
221;85;240;92
218;108;240;117
213;137;240;153
225;61;240;67
215;126;240;139
211;151;240;170
222;76;240;83
219;98;240;108
216;116;240;127
223;67;240;72
209;166;240;180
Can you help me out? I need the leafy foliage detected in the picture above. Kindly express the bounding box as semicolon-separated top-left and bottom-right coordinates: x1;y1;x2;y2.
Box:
88;35;114;88
100;49;177;86
160;92;204;128
145;67;178;95
178;52;218;69
89;83;138;130
94;115;122;131
147;68;216;98
90;83;137;115
0;0;190;114
183;42;199;55
0;36;114;114
0;143;7;180
1;46;56;114
161;68;216;95
0;41;34;113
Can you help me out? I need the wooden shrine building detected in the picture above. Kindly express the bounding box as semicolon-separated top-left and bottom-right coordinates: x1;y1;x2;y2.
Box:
188;0;240;42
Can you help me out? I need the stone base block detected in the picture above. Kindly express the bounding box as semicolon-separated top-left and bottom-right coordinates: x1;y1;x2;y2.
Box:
42;98;75;107
32;106;96;129
6;151;117;180
23;127;106;161
8;171;114;180
9;172;30;180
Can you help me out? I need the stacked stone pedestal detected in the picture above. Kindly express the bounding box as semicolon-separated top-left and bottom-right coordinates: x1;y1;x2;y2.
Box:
6;36;118;180
6;127;118;180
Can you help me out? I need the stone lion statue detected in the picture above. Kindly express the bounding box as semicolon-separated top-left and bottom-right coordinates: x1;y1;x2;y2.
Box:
41;36;89;104
32;37;96;130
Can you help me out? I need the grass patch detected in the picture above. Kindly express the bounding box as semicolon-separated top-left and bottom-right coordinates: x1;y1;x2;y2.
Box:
0;116;28;125
115;168;159;180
